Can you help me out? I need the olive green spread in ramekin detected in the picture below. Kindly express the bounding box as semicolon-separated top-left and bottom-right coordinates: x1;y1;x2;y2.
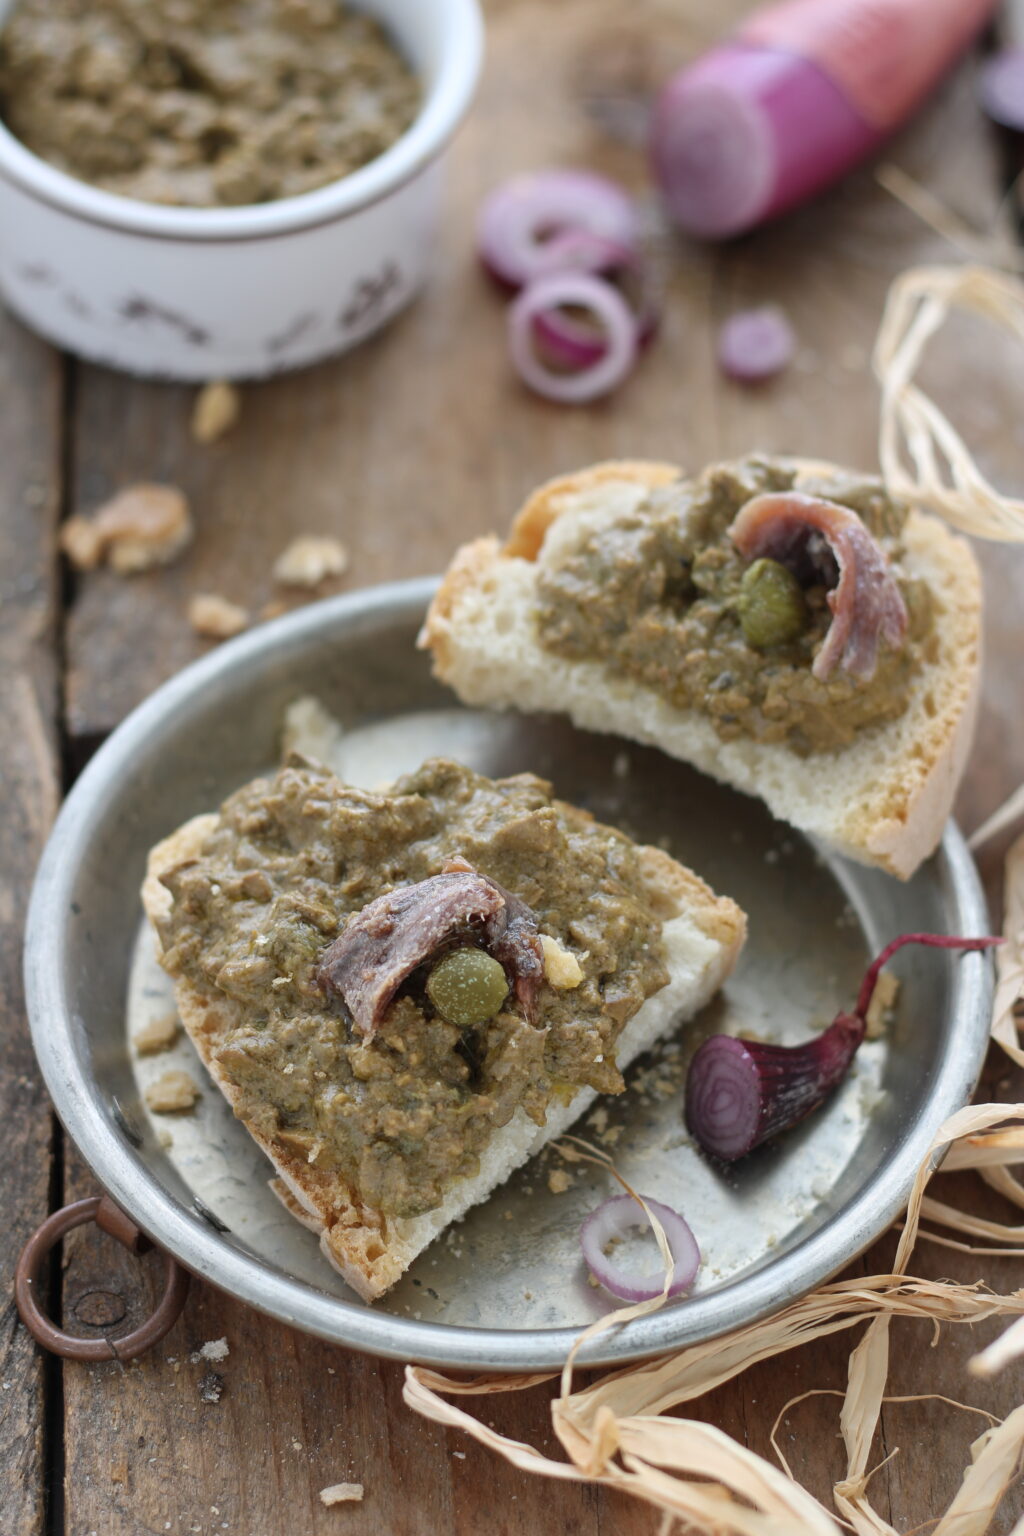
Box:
0;0;420;207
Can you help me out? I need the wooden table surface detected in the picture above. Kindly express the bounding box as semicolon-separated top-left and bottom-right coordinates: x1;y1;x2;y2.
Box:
4;3;1024;1532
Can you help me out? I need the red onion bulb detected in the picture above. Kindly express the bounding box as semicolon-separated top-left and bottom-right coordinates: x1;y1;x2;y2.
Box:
686;932;1002;1163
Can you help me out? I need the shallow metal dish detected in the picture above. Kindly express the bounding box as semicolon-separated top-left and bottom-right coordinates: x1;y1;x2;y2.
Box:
25;578;993;1370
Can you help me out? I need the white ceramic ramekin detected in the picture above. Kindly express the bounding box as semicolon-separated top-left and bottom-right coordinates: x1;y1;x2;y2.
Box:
0;0;483;379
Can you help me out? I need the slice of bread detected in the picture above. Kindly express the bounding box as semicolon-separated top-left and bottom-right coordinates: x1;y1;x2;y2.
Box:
142;792;745;1303
421;457;982;880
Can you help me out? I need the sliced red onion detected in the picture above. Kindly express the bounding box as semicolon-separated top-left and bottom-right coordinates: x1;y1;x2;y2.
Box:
717;306;795;382
508;272;638;403
477;169;640;289
580;1194;700;1301
531;228;636;279
686;933;1002;1163
979;48;1024;133
531;237;662;369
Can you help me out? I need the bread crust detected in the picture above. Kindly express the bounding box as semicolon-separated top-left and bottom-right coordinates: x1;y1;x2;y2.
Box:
505;460;681;560
421;457;983;880
142;794;745;1301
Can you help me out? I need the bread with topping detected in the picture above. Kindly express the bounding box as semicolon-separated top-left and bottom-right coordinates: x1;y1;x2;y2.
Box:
420;456;982;880
142;754;745;1301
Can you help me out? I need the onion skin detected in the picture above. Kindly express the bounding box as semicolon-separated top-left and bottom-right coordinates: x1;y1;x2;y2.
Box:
686;933;1002;1163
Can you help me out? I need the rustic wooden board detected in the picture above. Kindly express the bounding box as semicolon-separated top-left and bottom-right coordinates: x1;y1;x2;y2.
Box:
46;0;1024;1531
0;309;63;1536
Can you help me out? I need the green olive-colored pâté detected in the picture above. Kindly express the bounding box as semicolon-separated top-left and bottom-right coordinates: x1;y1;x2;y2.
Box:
738;558;808;649
426;947;510;1027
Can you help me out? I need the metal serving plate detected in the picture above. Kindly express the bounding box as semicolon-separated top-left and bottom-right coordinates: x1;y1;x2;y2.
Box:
25;578;993;1370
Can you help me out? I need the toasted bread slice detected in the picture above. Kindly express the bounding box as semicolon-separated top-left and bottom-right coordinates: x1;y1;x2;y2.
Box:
142;785;745;1302
421;457;982;880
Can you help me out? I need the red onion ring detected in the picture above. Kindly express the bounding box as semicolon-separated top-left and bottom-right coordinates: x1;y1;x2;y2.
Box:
531;236;662;369
717;305;795;382
478;169;639;289
508;272;637;403
580;1194;700;1302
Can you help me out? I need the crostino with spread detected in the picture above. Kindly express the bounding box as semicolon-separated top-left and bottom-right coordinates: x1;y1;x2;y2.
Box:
0;0;419;207
152;758;671;1219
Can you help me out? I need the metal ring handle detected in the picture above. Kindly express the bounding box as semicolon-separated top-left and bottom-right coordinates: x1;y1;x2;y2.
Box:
15;1195;190;1361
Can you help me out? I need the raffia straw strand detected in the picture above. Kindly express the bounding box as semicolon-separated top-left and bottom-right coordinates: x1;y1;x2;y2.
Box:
875;165;1016;270
968;784;1024;853
874;266;1024;541
971;1313;1024;1379
906;1227;1024;1258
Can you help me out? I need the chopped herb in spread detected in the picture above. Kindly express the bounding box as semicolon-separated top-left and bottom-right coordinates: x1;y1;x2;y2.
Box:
154;758;669;1218
533;457;936;755
0;0;420;208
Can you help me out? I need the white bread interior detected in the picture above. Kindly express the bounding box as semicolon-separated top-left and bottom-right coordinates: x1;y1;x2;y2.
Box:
142;799;745;1302
420;458;982;881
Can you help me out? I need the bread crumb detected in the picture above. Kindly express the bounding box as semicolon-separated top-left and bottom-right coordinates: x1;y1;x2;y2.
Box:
132;1012;179;1056
189;592;249;640
61;484;192;573
144;1070;200;1113
547;1168;573;1194
587;1106;608;1134
198;1371;224;1403
196;1338;229;1362
281;696;346;769
540;934;584;990
157;1129;173;1149
319;1484;363;1506
192;380;240;444
274;535;349;588
865;970;900;1039
60;516;106;570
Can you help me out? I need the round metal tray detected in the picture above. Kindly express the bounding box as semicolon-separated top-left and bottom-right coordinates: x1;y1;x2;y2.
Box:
25;578;993;1370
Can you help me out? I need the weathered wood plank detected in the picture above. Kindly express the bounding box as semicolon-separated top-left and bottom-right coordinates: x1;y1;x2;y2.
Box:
58;0;1024;1532
0;308;63;1536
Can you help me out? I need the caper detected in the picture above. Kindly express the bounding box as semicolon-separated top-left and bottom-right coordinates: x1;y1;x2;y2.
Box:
738;558;807;649
426;948;509;1027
